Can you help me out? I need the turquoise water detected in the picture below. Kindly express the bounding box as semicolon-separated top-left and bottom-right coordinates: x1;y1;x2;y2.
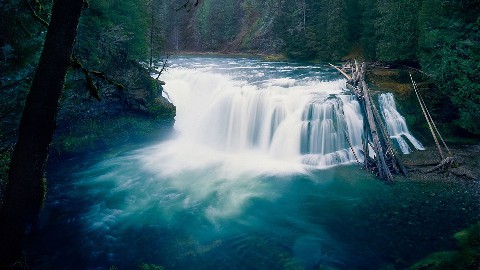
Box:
27;57;479;269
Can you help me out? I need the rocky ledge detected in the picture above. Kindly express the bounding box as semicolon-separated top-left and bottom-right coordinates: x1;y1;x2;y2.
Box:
51;60;176;156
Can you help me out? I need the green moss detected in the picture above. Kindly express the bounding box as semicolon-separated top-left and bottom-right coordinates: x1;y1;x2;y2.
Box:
0;151;12;200
138;263;165;270
38;176;47;209
148;98;176;119
454;223;480;251
282;258;303;270
408;222;480;270
52;113;173;155
0;151;11;183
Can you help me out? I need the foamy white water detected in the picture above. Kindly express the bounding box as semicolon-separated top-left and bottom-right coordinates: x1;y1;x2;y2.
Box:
379;93;424;154
159;59;368;173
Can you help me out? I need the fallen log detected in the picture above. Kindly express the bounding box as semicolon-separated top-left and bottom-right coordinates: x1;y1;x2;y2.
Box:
330;60;410;183
426;156;459;173
329;63;352;81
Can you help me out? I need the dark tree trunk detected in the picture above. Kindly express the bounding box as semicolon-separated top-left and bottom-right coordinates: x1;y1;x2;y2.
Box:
0;0;84;268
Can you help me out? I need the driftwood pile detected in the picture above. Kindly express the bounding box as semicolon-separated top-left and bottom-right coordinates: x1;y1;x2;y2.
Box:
331;60;408;183
331;60;475;182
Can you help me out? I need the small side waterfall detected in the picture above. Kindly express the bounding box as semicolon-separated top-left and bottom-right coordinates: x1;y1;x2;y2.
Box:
378;93;424;154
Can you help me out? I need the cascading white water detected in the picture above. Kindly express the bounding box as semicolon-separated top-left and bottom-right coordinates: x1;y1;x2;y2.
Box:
162;66;364;170
300;95;364;166
158;58;423;177
378;93;424;154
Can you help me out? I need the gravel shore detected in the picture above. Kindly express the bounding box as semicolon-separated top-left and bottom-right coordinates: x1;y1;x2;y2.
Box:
401;144;480;182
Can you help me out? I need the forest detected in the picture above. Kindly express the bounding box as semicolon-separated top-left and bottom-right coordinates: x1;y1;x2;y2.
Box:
159;0;480;136
0;0;479;269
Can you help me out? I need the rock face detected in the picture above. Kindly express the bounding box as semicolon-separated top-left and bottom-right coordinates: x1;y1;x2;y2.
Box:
52;61;176;155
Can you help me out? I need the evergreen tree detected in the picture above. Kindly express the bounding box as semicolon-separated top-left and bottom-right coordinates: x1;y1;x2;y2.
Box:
193;0;240;50
358;0;378;59
75;0;150;69
418;0;480;134
324;0;350;60
375;0;421;62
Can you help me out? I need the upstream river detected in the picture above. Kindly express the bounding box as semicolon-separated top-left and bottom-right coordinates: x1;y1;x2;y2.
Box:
27;56;479;269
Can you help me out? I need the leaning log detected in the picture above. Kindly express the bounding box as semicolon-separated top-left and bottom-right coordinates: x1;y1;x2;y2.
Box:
369;94;408;176
360;71;393;182
329;63;352;80
331;60;409;182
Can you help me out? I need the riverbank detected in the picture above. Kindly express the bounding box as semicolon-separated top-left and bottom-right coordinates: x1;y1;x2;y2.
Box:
402;144;480;181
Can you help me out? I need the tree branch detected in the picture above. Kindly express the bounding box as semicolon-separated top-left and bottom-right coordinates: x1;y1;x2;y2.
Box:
176;0;200;12
24;0;49;28
155;55;170;80
71;55;124;101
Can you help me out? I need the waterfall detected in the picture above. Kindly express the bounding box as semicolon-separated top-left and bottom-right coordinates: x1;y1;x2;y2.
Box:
160;59;422;174
163;68;366;169
378;93;424;154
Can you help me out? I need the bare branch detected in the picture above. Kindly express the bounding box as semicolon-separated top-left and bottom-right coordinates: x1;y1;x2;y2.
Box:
329;63;352;80
24;0;49;28
71;55;124;101
176;0;200;12
155;55;170;80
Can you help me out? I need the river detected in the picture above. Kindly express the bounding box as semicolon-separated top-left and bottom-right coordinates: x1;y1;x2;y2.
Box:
27;56;479;270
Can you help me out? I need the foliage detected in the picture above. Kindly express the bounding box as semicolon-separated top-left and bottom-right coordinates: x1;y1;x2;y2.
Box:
0;0;51;73
375;0;421;62
75;0;150;69
418;0;480;135
193;0;240;50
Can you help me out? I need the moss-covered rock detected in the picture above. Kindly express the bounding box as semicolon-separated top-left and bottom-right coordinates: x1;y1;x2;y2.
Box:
408;222;480;270
51;113;173;155
52;60;176;156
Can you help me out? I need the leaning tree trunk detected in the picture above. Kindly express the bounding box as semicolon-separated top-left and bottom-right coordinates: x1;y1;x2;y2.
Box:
0;0;84;268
